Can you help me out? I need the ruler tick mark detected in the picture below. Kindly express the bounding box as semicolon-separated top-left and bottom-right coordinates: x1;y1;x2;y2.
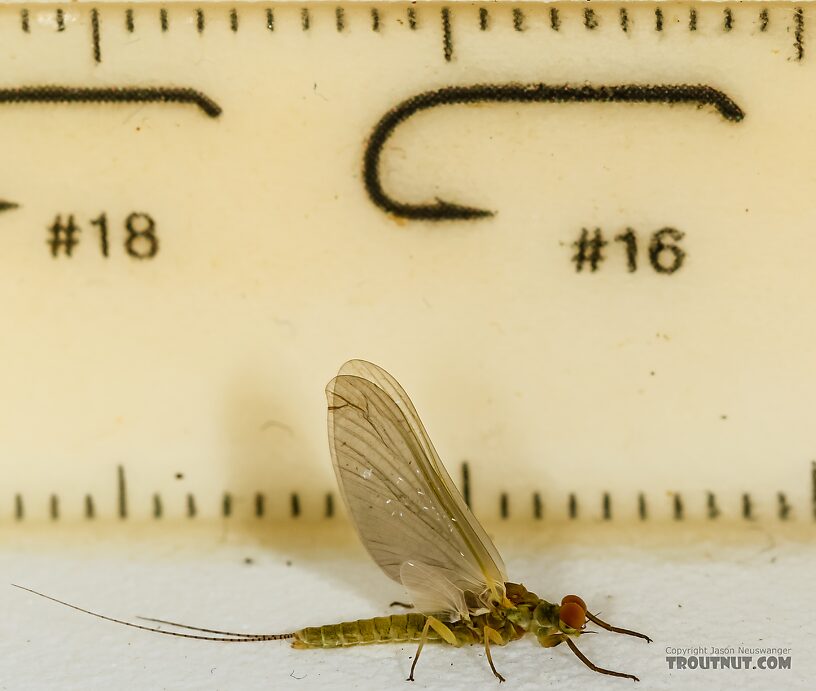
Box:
125;8;134;33
160;8;168;32
638;493;647;520
794;7;805;61
325;492;334;518
196;8;205;34
266;8;274;32
255;492;265;517
673;493;684;520
568;493;577;519
584;8;598;31
187;493;197;518
152;493;162;518
441;7;453;62
14;493;23;520
290;493;301;518
620;8;629;33
532;492;542;519
371;8;380;32
56;8;65;33
724;8;733;32
222;492;232;517
91;8;101;64
760;8;769;32
230;8;238;33
84;494;95;519
117;464;127;519
50;494;59;520
655;7;664;32
602;492;611;520
778;492;791;520
407;7;417;30
689;7;698;32
550;7;560;32
335;7;344;32
500;492;509;519
707;491;720;519
742;493;754;520
20;8;29;33
301;8;310;31
513;8;524;32
479;7;488;31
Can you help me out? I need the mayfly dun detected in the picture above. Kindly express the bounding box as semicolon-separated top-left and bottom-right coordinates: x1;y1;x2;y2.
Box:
15;359;651;682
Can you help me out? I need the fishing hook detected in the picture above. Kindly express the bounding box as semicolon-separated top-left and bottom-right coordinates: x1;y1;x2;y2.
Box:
362;82;744;222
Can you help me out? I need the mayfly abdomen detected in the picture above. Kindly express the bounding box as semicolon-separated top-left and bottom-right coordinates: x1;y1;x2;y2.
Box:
292;613;437;649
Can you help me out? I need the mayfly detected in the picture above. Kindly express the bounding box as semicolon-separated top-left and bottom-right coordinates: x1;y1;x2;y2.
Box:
15;359;651;682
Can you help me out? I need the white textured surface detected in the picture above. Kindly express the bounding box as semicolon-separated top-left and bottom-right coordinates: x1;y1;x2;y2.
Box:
1;522;812;690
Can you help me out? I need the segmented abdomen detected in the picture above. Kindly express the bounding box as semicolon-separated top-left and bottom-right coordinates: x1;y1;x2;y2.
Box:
293;613;437;649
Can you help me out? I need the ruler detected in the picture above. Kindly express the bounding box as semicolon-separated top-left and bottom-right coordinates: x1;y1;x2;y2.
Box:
1;1;814;525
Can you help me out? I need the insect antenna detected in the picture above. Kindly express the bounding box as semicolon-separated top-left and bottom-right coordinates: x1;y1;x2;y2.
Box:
12;584;294;642
586;611;653;643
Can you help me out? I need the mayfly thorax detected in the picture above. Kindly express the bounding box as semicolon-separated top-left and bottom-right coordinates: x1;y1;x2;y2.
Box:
15;359;651;682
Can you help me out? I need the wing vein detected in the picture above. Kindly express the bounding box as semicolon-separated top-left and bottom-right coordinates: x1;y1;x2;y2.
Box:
326;361;507;619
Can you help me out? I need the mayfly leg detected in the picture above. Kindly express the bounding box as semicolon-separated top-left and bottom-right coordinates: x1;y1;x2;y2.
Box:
408;621;431;682
482;626;506;683
586;612;653;643
408;616;458;682
388;601;414;609
565;639;639;682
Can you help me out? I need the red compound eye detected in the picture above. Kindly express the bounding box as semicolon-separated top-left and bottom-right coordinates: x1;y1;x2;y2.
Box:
559;602;587;630
561;594;587;610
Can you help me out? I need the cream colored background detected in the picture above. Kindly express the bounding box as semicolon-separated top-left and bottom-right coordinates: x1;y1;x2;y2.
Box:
0;2;812;522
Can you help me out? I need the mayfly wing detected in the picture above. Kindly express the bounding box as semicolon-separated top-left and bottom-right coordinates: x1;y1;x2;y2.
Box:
398;561;468;617
326;360;507;620
336;360;507;578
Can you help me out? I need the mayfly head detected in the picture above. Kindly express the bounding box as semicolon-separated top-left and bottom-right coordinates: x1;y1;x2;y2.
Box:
558;594;588;635
529;595;587;649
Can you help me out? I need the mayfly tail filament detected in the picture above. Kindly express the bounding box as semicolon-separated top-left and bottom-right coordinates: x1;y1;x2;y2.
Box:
12;584;294;642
